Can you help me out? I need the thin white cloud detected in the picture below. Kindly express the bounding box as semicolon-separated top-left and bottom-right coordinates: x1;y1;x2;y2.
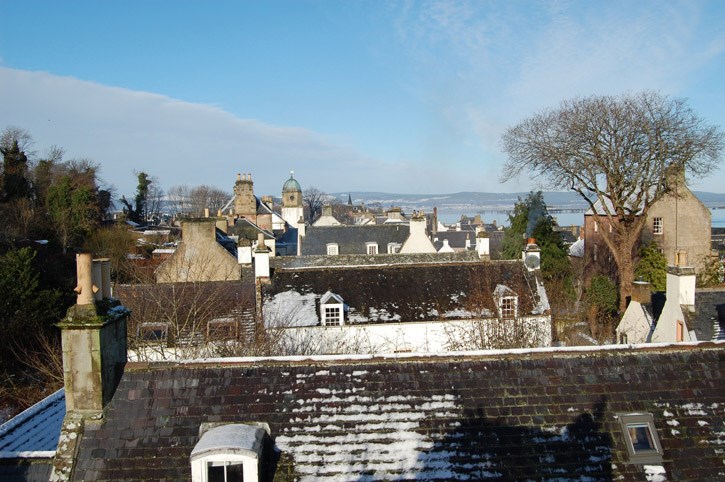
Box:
388;0;724;192
0;68;387;196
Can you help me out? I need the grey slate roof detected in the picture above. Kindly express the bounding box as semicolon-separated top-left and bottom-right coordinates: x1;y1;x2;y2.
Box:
264;257;545;324
432;231;475;249
69;343;725;481
686;288;725;341
301;225;410;255
227;218;274;242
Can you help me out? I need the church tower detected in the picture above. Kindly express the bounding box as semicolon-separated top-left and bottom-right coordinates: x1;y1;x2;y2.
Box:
234;173;257;218
281;171;303;226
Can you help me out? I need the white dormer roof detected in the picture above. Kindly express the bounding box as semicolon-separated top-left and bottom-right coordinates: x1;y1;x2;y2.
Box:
320;291;344;305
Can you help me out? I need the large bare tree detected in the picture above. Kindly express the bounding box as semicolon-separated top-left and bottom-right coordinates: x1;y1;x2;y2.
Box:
501;92;723;310
303;186;327;223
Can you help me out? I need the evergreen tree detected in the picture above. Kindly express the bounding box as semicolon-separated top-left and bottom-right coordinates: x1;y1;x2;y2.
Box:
635;243;667;291
121;171;152;224
0;140;32;202
0;247;63;363
501;192;571;282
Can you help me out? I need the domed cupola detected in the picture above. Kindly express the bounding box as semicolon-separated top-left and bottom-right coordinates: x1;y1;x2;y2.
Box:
283;171;302;194
282;171;302;208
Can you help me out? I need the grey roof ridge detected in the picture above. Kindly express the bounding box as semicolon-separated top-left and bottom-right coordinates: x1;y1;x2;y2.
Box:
126;340;724;370
273;256;507;271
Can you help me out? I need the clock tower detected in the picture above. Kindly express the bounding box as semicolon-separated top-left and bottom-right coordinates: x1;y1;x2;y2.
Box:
281;171;303;226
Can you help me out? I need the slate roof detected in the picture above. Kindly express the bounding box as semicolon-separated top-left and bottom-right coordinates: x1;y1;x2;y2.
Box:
0;389;65;454
686;288;725;341
432;231;475;250
227;218;274;242
69;343;724;481
0;389;64;482
301;225;410;255
264;257;546;325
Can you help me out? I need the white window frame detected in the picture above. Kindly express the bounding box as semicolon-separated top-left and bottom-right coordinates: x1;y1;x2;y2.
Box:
366;242;378;255
323;306;343;326
617;413;663;464
499;296;518;319
326;243;339;255
653;217;663;235
191;423;267;482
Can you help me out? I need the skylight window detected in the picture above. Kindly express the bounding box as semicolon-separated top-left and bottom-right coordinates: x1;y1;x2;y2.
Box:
617;413;663;464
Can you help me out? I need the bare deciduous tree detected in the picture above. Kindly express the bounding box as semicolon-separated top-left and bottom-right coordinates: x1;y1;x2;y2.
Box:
501;92;724;310
303;187;327;223
189;185;231;217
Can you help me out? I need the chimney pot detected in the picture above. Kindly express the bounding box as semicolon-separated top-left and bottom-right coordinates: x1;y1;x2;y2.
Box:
76;253;95;306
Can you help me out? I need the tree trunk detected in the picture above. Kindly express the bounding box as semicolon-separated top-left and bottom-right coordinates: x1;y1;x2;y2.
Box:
616;251;635;312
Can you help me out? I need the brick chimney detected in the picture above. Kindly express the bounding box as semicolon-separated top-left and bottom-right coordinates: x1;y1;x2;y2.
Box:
57;253;129;415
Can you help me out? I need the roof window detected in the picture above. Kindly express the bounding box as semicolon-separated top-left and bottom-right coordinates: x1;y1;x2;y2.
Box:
616;413;663;464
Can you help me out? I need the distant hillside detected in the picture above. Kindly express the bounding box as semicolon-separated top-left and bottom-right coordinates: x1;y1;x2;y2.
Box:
331;191;725;213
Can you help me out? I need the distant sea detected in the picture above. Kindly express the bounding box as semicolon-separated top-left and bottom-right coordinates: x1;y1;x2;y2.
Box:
438;209;725;229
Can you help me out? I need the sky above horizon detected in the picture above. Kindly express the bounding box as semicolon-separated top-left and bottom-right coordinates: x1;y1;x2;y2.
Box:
1;0;724;199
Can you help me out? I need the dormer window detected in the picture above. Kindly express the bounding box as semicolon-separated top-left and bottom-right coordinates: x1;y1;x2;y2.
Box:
617;413;663;464
493;285;518;319
500;296;517;319
320;291;345;326
387;242;401;254
326;243;339;255
191;423;269;482
366;242;378;255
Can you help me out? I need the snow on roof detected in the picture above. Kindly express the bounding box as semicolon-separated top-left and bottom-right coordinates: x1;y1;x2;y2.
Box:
191;424;265;460
263;290;318;327
0;389;65;456
568;237;585;258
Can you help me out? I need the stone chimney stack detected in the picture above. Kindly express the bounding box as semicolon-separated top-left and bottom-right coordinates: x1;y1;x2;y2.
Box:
666;265;696;310
322;203;333;217
476;231;490;260
297;217;306;256
631;280;652;305
399;212;437;254
254;233;271;280
58;253;129;415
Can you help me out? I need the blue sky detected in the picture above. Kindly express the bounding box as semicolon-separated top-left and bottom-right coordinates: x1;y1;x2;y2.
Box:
0;0;723;199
